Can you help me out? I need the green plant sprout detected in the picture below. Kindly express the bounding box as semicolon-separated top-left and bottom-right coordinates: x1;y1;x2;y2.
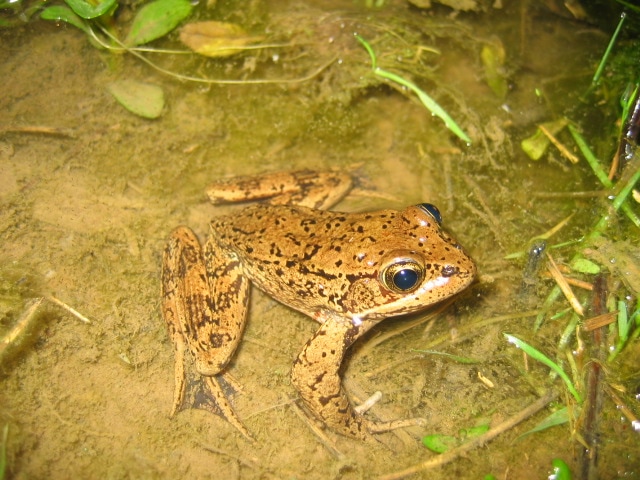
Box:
504;333;583;403
355;33;471;144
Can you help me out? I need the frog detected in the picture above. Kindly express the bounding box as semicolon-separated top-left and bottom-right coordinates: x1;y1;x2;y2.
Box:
161;170;476;440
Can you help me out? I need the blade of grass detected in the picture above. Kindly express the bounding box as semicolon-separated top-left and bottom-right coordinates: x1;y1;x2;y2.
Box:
504;333;583;403
355;34;471;144
568;124;611;187
0;424;7;480
591;12;627;86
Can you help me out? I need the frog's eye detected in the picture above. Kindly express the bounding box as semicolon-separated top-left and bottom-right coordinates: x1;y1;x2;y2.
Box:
381;260;425;293
418;203;442;225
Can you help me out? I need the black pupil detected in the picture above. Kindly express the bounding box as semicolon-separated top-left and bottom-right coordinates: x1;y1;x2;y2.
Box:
393;268;419;291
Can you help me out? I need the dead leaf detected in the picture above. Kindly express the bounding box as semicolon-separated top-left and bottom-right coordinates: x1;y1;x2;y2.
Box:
179;21;265;58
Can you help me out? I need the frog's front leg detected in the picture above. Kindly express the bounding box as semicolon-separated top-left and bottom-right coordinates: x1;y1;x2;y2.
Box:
162;226;251;439
291;316;424;439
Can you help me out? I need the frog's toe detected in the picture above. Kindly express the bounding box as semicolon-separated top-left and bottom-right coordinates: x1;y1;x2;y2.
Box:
178;373;253;441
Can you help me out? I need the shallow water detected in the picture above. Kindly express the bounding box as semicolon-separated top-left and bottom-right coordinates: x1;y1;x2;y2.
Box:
1;1;638;478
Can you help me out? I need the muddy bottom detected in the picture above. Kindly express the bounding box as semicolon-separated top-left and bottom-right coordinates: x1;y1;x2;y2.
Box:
1;1;638;479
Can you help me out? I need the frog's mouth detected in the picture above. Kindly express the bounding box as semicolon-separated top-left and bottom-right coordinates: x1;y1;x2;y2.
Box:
419;275;452;292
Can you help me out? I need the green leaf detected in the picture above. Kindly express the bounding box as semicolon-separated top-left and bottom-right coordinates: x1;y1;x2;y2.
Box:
421;434;459;453
481;41;508;99
571;257;600;274
41;5;89;33
108;80;165;119
124;0;192;47
461;424;490;438
64;0;117;20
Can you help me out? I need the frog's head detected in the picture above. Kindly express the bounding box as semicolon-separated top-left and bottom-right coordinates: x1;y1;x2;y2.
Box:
344;203;476;320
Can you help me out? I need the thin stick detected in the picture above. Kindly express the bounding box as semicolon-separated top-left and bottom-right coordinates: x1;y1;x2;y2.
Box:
0;126;75;137
0;297;44;359
583;311;618;332
533;213;575;241
47;296;92;324
289;397;344;459
546;253;584;316
539;124;580;164
379;390;559;480
607;387;639;430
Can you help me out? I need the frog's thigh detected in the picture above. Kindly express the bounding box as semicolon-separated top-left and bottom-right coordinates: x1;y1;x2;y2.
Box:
206;170;353;210
162;226;249;377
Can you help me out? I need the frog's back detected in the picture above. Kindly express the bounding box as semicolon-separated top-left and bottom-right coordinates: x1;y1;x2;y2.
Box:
210;203;475;320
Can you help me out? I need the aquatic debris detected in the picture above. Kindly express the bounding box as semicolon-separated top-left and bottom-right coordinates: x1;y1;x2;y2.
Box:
108;80;165;119
180;21;265;58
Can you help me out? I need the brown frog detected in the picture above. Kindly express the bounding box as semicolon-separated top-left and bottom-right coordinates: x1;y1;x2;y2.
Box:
161;170;476;439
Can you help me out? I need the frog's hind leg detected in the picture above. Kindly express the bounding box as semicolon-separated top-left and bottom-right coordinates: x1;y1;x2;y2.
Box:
162;226;252;440
291;316;425;439
206;170;353;210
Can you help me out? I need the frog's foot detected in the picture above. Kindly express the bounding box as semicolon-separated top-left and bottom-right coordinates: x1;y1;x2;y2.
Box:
179;371;253;441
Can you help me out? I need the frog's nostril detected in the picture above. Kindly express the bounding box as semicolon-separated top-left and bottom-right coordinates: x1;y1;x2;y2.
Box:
441;265;458;277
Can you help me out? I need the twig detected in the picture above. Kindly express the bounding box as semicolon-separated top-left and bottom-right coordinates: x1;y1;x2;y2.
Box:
289;397;344;459
583;311;618;331
0;297;43;360
47;296;92;323
606;387;639;432
463;175;505;250
546;252;584;316
378;390;559;480
0;126;75;137
539;124;580;164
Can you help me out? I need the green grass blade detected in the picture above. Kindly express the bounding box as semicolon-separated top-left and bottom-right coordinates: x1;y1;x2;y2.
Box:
0;424;7;480
592;12;627;85
567;124;611;188
504;334;583;403
355;34;471;144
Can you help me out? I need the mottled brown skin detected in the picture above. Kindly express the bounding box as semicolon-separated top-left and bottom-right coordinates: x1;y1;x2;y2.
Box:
161;170;476;440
